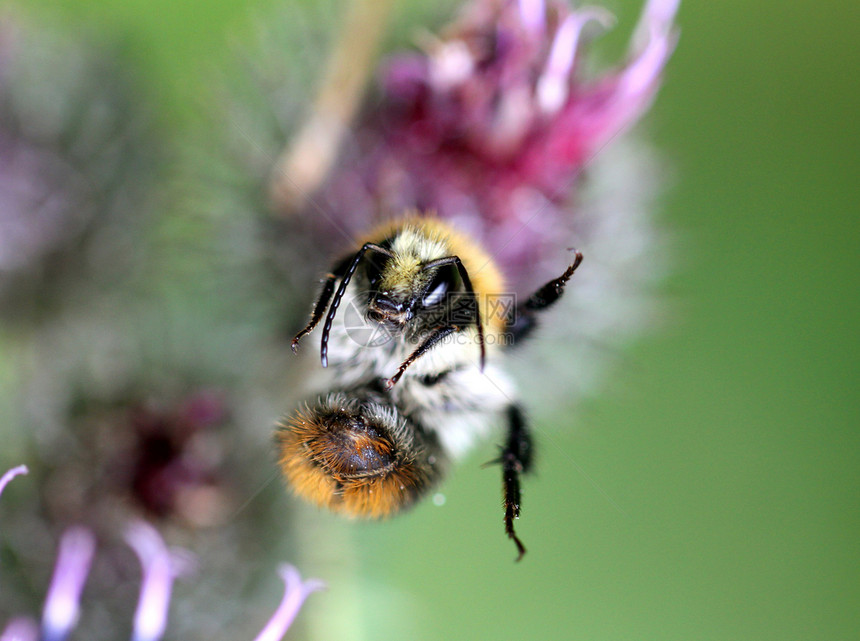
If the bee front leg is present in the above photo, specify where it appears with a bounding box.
[507,251,583,344]
[498,404,533,561]
[292,253,355,353]
[384,325,458,389]
[291,272,339,352]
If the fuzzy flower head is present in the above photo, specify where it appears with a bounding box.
[124,392,231,526]
[2,467,322,641]
[301,0,678,290]
[40,390,235,530]
[0,12,159,321]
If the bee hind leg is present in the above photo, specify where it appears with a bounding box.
[491,404,533,561]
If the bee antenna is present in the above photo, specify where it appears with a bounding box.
[320,243,391,367]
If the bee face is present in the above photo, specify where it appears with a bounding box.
[364,259,459,332]
[365,290,413,327]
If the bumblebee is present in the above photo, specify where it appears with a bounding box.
[277,214,582,560]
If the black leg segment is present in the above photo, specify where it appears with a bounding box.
[384,325,458,389]
[291,272,339,353]
[318,243,392,367]
[500,404,533,561]
[291,253,355,353]
[507,251,583,344]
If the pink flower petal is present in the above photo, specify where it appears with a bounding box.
[125,521,193,641]
[0,464,28,499]
[40,528,95,641]
[633,0,680,50]
[0,617,39,641]
[619,22,677,105]
[569,0,678,155]
[537,8,615,114]
[518,0,546,34]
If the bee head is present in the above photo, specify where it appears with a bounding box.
[312,222,487,370]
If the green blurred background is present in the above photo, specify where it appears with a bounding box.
[14,0,860,639]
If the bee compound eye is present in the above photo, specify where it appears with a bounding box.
[277,400,437,519]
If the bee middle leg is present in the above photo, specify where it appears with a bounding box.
[493,404,533,561]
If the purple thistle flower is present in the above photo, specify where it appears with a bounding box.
[210,0,679,426]
[23,389,234,531]
[252,565,325,641]
[125,392,231,526]
[290,0,678,290]
[6,373,284,639]
[1,505,321,640]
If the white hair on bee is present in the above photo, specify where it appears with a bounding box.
[318,392,361,415]
[388,224,450,263]
[362,399,414,447]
